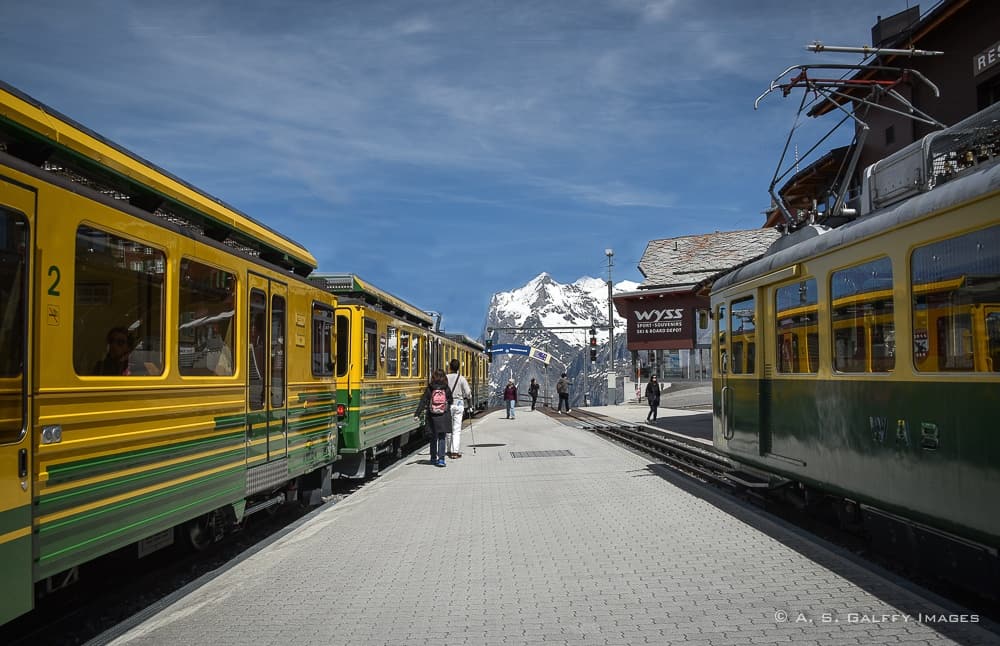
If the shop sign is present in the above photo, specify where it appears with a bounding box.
[974,40,1000,76]
[628,305,690,341]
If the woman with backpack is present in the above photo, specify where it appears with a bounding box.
[415,368,454,467]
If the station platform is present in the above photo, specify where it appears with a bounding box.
[93,407,997,645]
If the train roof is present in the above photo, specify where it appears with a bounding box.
[445,333,486,351]
[714,101,1000,296]
[312,273,435,328]
[712,156,1000,297]
[0,80,316,276]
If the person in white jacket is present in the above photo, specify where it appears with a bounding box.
[446,358,473,458]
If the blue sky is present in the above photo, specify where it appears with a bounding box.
[1,0,917,337]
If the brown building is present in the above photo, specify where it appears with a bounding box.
[613,229,779,383]
[769,0,1000,228]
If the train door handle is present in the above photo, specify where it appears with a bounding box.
[18,448,27,478]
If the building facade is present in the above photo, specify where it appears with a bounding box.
[613,230,779,386]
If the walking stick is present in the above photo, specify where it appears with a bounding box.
[467,411,476,454]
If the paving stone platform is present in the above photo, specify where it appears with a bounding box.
[91,407,999,646]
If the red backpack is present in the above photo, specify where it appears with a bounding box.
[429,385,449,415]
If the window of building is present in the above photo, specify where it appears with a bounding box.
[178,259,235,377]
[911,224,1000,372]
[74,225,164,377]
[775,278,819,373]
[831,257,894,373]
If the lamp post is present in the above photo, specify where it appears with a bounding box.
[605,248,615,404]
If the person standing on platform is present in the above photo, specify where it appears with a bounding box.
[415,368,453,467]
[556,372,570,413]
[446,358,472,458]
[645,375,661,422]
[503,378,518,419]
[528,378,540,410]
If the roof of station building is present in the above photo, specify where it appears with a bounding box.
[638,228,781,289]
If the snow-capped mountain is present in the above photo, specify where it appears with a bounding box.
[482,272,639,407]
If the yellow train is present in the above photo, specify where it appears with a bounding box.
[0,81,342,625]
[312,274,488,478]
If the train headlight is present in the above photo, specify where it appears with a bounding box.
[336,404,346,418]
[41,425,63,444]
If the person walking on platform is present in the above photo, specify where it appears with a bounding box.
[528,378,539,410]
[415,368,453,467]
[503,378,517,419]
[446,358,472,458]
[645,375,661,422]
[556,373,570,413]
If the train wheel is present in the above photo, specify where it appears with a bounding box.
[180,516,214,552]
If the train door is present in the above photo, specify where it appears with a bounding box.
[247,275,288,464]
[0,183,33,623]
[722,292,763,454]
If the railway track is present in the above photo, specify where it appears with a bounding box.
[542,407,739,488]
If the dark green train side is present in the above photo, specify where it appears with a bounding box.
[711,104,1000,591]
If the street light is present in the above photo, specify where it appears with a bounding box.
[605,248,615,404]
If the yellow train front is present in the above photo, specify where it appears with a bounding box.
[0,81,340,625]
[313,274,488,477]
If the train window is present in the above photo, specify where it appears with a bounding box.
[178,259,235,377]
[336,314,350,377]
[729,297,755,374]
[831,257,894,373]
[386,326,398,376]
[249,290,266,410]
[775,279,818,373]
[412,334,421,377]
[0,208,27,444]
[312,305,334,376]
[716,304,727,374]
[74,225,164,377]
[271,294,286,407]
[363,318,377,377]
[911,224,1000,372]
[400,330,411,376]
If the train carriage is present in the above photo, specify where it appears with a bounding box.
[711,103,1000,588]
[313,274,488,477]
[0,82,339,625]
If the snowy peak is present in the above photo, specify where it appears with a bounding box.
[483,273,639,407]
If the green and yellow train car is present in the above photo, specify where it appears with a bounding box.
[0,82,339,625]
[313,274,488,477]
[712,104,1000,589]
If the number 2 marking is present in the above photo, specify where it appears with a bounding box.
[47,265,61,296]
